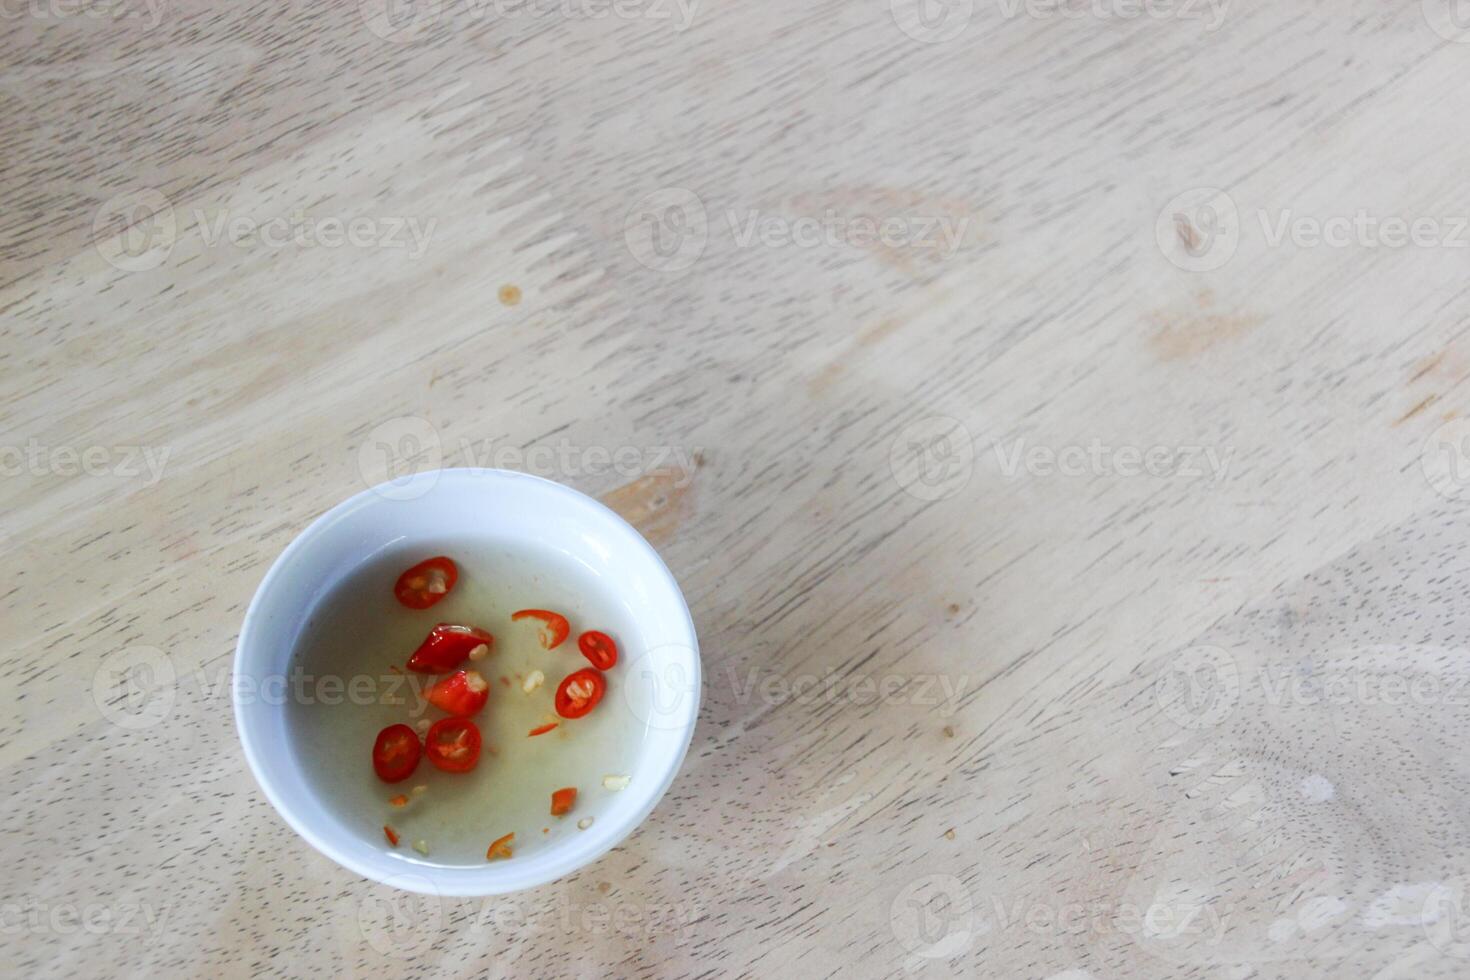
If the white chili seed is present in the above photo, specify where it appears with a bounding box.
[468,643,490,661]
[522,670,545,693]
[412,840,429,855]
[602,775,630,792]
[577,817,594,830]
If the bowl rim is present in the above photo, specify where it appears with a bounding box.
[233,467,701,896]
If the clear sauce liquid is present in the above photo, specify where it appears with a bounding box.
[286,536,643,866]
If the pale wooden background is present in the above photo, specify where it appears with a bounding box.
[6,0,1470,976]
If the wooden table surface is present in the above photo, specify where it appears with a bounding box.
[8,1,1470,977]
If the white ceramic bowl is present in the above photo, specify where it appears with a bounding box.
[234,468,700,896]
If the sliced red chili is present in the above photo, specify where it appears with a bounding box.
[406,623,493,673]
[511,609,570,649]
[577,630,618,670]
[486,832,514,860]
[426,669,490,717]
[527,722,558,737]
[550,787,577,816]
[372,724,422,783]
[394,556,458,609]
[425,717,482,773]
[554,668,606,719]
[384,825,400,846]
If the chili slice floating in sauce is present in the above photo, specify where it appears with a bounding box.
[550,787,577,816]
[424,717,482,773]
[527,722,558,737]
[372,724,422,783]
[406,623,493,673]
[486,832,514,860]
[577,630,617,670]
[510,609,570,650]
[425,669,490,717]
[394,557,458,609]
[554,668,606,719]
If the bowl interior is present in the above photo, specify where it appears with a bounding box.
[235,469,700,895]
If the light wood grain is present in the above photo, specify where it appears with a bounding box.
[6,1,1470,977]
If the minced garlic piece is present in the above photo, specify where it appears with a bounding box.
[522,670,545,692]
[602,775,630,791]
